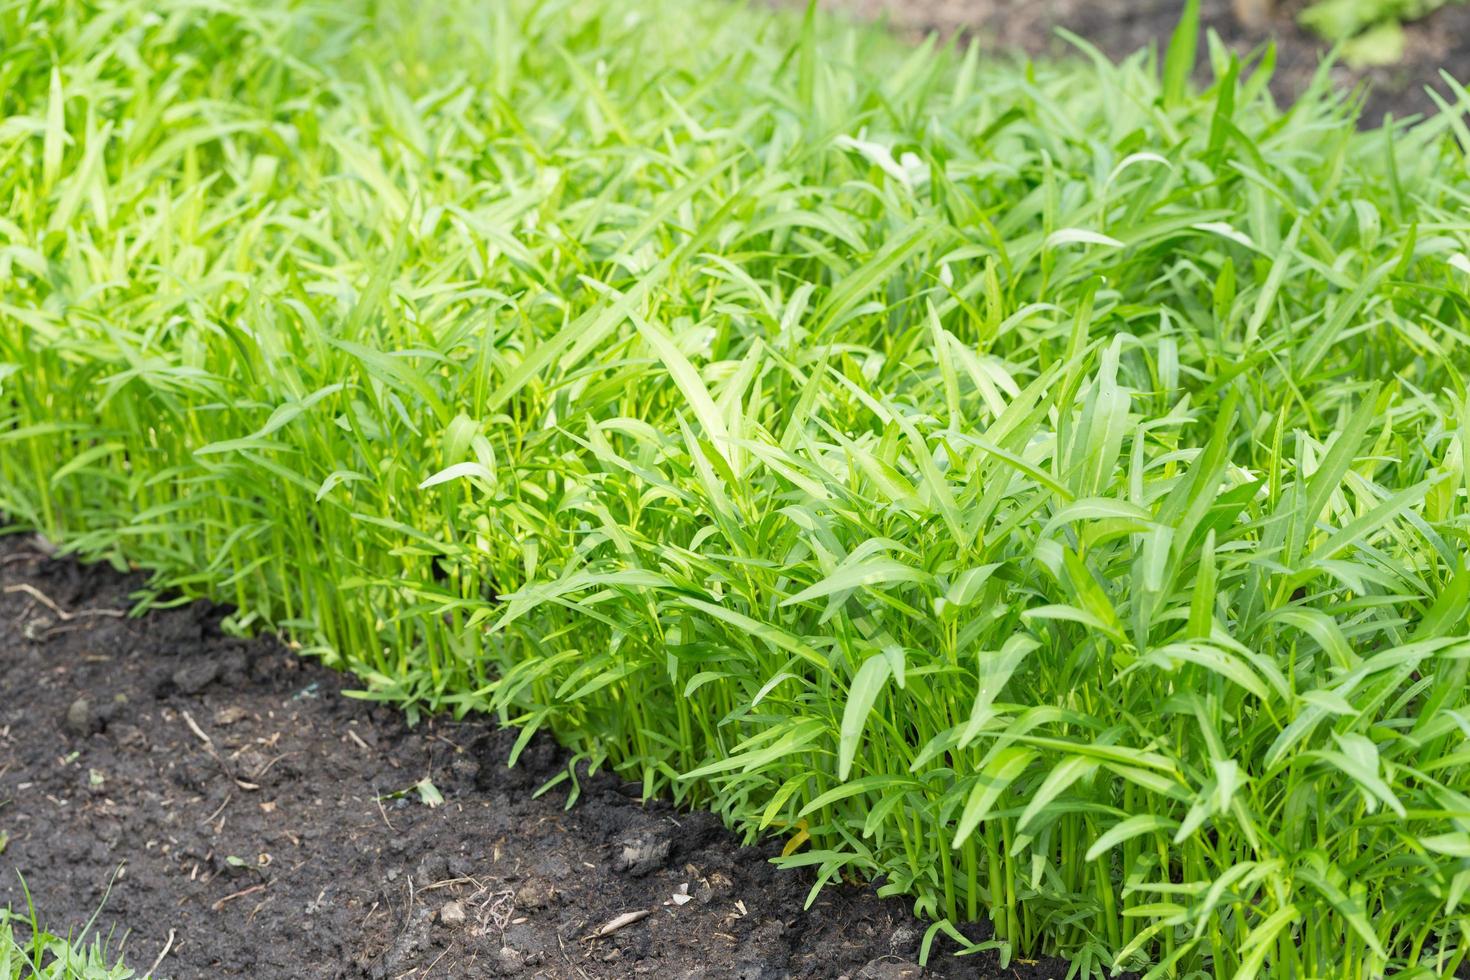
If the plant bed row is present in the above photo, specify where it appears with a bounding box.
[5,0,1470,975]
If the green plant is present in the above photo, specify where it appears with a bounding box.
[0,880,132,979]
[1300,0,1463,64]
[5,0,1470,975]
[0,915,131,980]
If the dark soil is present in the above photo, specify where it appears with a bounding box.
[819,0,1470,126]
[0,535,1069,979]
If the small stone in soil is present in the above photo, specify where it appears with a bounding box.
[439,900,466,926]
[172,661,221,695]
[513,879,553,909]
[497,946,524,973]
[213,705,249,726]
[615,833,670,876]
[886,924,919,955]
[64,696,99,736]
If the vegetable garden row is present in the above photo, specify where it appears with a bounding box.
[6,0,1470,975]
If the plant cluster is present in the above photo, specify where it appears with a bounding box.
[0,894,131,980]
[1299,0,1464,64]
[5,0,1470,975]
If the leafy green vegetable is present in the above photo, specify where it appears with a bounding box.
[1,880,132,979]
[1299,0,1462,64]
[5,0,1470,975]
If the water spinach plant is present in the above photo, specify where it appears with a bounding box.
[1299,0,1465,65]
[0,880,132,980]
[0,912,132,980]
[5,0,1470,974]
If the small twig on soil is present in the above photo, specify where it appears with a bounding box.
[211,883,266,912]
[585,909,650,940]
[2,584,124,620]
[346,728,370,752]
[146,929,175,977]
[181,711,259,792]
[420,944,452,977]
[202,792,233,827]
[473,888,516,934]
[398,877,417,939]
[428,732,464,753]
[374,788,398,832]
[252,753,290,780]
[421,876,480,893]
[556,931,594,980]
[181,711,213,747]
